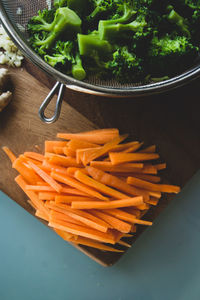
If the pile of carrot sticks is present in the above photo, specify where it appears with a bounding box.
[2,128,180,252]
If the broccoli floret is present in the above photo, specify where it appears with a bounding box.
[87,0,123,22]
[105,46,144,83]
[148,34,199,76]
[167,5,191,37]
[54,0,89,17]
[44,40,86,80]
[28,7,82,55]
[78,32,113,57]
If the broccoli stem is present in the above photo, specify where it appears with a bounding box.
[72,53,86,80]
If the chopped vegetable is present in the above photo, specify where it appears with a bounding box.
[3,128,180,253]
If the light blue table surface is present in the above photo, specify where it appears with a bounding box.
[1,171,200,300]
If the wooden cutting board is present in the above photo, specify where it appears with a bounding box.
[1,59,200,266]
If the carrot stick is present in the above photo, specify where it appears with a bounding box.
[139,145,156,153]
[54,228,75,240]
[51,171,108,201]
[55,195,97,204]
[45,141,68,153]
[128,173,161,183]
[2,146,17,163]
[53,147,65,155]
[127,176,180,193]
[27,199,37,210]
[123,142,144,153]
[90,210,132,233]
[117,240,131,247]
[48,154,82,167]
[48,220,116,244]
[86,166,149,201]
[13,157,41,184]
[63,147,76,157]
[90,161,144,172]
[75,170,129,200]
[15,175,49,217]
[109,152,159,165]
[80,134,128,166]
[146,197,159,206]
[25,185,89,196]
[66,167,88,177]
[50,210,85,226]
[24,152,44,162]
[136,203,150,210]
[38,192,58,201]
[35,210,49,222]
[57,128,120,144]
[67,139,99,150]
[104,208,152,225]
[122,207,141,218]
[42,159,69,174]
[70,236,124,252]
[46,202,111,232]
[154,163,167,170]
[109,141,139,152]
[71,196,144,210]
[27,161,63,193]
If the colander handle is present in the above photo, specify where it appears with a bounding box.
[38,81,65,124]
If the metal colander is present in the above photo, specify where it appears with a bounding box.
[1,0,200,123]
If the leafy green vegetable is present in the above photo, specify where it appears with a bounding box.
[28,0,200,83]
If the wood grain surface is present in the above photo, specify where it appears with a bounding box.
[1,59,200,266]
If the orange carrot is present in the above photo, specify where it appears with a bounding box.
[136,203,150,210]
[48,219,116,244]
[70,236,124,252]
[66,167,88,177]
[86,166,149,201]
[63,147,76,157]
[123,142,144,153]
[109,141,139,152]
[54,228,74,240]
[55,195,96,204]
[67,139,99,150]
[90,161,144,172]
[90,210,132,233]
[27,199,37,210]
[50,210,85,226]
[47,203,109,233]
[45,141,68,153]
[15,175,49,217]
[48,154,82,167]
[27,161,63,193]
[42,159,69,174]
[128,173,161,183]
[53,147,65,155]
[109,152,159,165]
[104,208,152,225]
[122,207,141,218]
[24,152,44,162]
[79,134,128,166]
[13,157,41,184]
[57,128,120,144]
[25,184,89,196]
[139,145,156,153]
[2,146,17,163]
[127,176,180,193]
[71,196,144,210]
[51,171,108,201]
[35,210,49,222]
[38,192,58,201]
[154,163,167,170]
[74,170,129,200]
[146,197,159,206]
[117,239,132,247]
